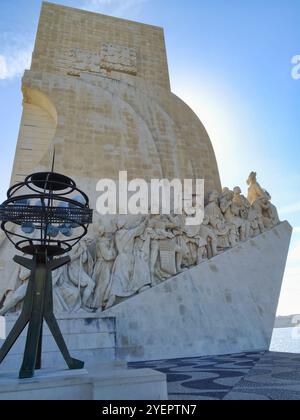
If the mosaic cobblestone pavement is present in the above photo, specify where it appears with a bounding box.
[130,352,300,400]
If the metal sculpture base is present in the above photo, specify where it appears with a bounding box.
[0,253,84,379]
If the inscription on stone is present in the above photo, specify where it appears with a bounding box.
[66,44,138,76]
[100,43,137,75]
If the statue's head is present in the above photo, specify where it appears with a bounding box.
[221,187,233,200]
[208,190,219,203]
[261,197,270,206]
[81,237,92,248]
[247,172,257,186]
[233,186,242,195]
[96,224,106,237]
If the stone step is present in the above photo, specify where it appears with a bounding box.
[4,314,115,335]
[0,315,116,371]
[0,348,116,371]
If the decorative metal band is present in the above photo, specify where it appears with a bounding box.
[0,205,93,225]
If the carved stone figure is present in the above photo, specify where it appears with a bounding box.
[0,266,30,316]
[66,238,95,309]
[205,191,237,249]
[263,191,280,227]
[232,186,251,218]
[52,265,83,314]
[131,227,152,294]
[90,224,117,312]
[0,263,82,315]
[220,189,250,242]
[247,172,280,231]
[105,216,148,308]
[147,215,181,284]
[166,214,188,272]
[200,215,219,259]
[182,217,207,266]
[233,187,264,236]
[252,197,278,230]
[147,216,171,283]
[247,171,268,205]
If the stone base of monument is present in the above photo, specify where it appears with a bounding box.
[0,314,117,370]
[0,366,168,400]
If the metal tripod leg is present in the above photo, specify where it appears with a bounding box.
[0,315,29,365]
[44,313,84,370]
[19,263,46,379]
[35,323,43,370]
[0,265,35,365]
[44,265,84,370]
[0,253,84,378]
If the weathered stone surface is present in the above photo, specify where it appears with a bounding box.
[10,2,221,193]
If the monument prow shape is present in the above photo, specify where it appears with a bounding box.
[104,222,292,361]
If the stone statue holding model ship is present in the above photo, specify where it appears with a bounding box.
[0,3,292,367]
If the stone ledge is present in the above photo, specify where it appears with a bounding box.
[0,367,168,400]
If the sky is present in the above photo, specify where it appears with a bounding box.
[0,0,299,315]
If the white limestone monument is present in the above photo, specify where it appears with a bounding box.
[0,2,292,373]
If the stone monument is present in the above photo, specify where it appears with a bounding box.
[0,2,292,389]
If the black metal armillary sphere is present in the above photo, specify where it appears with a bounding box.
[0,170,93,379]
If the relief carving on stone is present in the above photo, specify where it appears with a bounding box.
[67,48,101,74]
[0,173,281,316]
[65,43,138,76]
[100,43,137,75]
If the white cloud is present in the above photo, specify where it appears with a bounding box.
[279,201,300,215]
[82,0,148,17]
[0,32,33,81]
[0,49,32,80]
[294,227,300,234]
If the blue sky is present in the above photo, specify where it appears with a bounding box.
[0,0,299,315]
